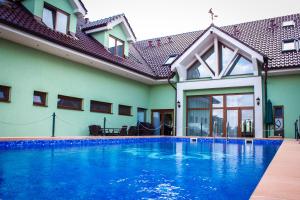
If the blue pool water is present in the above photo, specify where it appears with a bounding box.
[0,140,281,200]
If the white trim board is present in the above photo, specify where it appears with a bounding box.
[176,76,263,138]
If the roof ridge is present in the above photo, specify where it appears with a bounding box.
[136,12,300,43]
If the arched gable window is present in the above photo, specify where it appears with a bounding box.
[187,60,211,79]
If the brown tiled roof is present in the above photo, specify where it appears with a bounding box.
[135,14,300,74]
[0,1,300,80]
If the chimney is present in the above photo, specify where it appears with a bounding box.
[268,19,278,32]
[148,40,153,47]
[156,39,161,47]
[167,37,172,43]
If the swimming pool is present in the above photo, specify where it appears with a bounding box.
[0,138,281,200]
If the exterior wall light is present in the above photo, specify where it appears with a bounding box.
[177,101,181,108]
[256,97,260,106]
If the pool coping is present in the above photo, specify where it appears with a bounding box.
[251,140,300,200]
[0,135,283,141]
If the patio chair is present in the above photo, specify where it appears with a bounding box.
[89,125,102,136]
[119,126,128,136]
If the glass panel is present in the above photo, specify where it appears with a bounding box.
[212,109,223,137]
[108,36,116,55]
[226,94,254,107]
[91,101,111,113]
[188,96,210,109]
[219,43,234,71]
[164,55,177,65]
[153,112,160,135]
[56,11,68,34]
[0,90,4,99]
[116,40,124,57]
[163,113,173,135]
[201,46,216,74]
[212,96,223,108]
[42,7,54,29]
[274,107,283,117]
[119,105,131,115]
[137,109,146,123]
[241,110,254,137]
[187,110,210,136]
[187,61,211,79]
[228,55,253,76]
[282,41,296,51]
[227,110,238,137]
[33,95,42,104]
[58,96,82,110]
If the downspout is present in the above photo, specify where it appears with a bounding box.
[168,72,177,136]
[263,57,269,138]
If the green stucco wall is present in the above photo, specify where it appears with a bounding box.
[183,87,254,136]
[91,24,129,57]
[0,38,152,137]
[149,84,175,110]
[22,0,77,33]
[268,74,300,138]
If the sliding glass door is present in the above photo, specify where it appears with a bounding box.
[187,93,254,137]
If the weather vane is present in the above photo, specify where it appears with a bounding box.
[208,8,218,24]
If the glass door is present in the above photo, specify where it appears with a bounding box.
[226,109,239,137]
[152,112,161,135]
[241,109,254,137]
[151,110,174,135]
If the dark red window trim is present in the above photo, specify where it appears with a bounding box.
[43,2,70,34]
[0,85,10,103]
[118,104,131,116]
[57,95,83,111]
[33,91,47,107]
[90,100,112,114]
[109,35,125,58]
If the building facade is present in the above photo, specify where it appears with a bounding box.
[0,0,299,138]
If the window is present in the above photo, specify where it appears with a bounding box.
[33,91,47,107]
[187,60,211,79]
[42,3,69,34]
[90,100,112,114]
[137,108,147,122]
[227,55,253,76]
[57,95,83,111]
[119,105,131,116]
[109,35,125,57]
[282,40,296,51]
[201,46,216,74]
[219,43,234,71]
[163,55,178,65]
[226,94,254,107]
[282,20,295,27]
[0,85,10,102]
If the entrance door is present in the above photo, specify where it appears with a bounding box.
[151,110,174,135]
[226,108,254,137]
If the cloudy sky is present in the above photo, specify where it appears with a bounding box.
[83,0,300,41]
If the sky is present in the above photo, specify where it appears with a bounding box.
[83,0,300,41]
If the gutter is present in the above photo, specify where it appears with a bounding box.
[167,72,177,136]
[263,56,269,138]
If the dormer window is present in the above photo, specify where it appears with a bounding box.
[282,20,295,27]
[163,55,178,65]
[109,35,125,57]
[282,40,296,51]
[42,3,70,34]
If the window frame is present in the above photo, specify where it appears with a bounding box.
[163,55,178,66]
[0,85,10,103]
[108,35,125,58]
[57,95,83,111]
[43,3,70,34]
[90,100,112,114]
[282,39,297,52]
[33,91,47,107]
[118,104,132,116]
[137,107,147,122]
